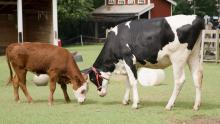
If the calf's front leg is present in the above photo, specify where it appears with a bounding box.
[60,83,71,103]
[48,71,57,106]
[123,58,139,109]
[122,76,131,105]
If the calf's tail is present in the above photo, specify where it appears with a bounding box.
[6,49,13,85]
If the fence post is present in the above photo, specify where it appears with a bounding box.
[17,0,24,44]
[80,34,84,46]
[217,30,220,63]
[200,30,205,64]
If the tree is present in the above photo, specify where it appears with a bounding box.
[173,0,192,15]
[58,0,104,41]
[93,0,104,8]
[58,0,93,21]
[195,0,218,16]
[58,0,94,40]
[173,0,218,16]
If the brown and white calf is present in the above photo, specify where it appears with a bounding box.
[6,42,88,105]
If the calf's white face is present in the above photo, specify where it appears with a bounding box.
[74,82,88,103]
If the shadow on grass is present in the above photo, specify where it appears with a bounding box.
[139,100,220,110]
[101,101,122,105]
[33,99,65,104]
[32,98,98,105]
[16,98,220,110]
[199,102,220,110]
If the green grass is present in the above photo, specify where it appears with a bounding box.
[1,44,220,124]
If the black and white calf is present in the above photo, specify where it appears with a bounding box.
[87,15,204,110]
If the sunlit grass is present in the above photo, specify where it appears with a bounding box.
[0,44,220,124]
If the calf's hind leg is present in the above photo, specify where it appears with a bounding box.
[165,62,186,110]
[12,75,20,103]
[14,68,32,103]
[188,55,203,111]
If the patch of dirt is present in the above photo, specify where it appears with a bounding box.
[170,115,220,124]
[186,115,220,124]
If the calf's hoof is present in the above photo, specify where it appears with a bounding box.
[48,102,53,106]
[165,105,173,111]
[78,102,84,105]
[193,102,201,111]
[28,98,33,104]
[132,103,138,109]
[28,101,33,104]
[122,99,130,105]
[16,100,21,104]
[65,99,71,103]
[193,105,200,111]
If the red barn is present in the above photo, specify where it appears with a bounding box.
[92,0,177,38]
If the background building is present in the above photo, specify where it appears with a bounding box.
[92,0,177,38]
[0,0,58,54]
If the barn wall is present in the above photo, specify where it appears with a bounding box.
[0,14,17,54]
[150,0,171,18]
[0,0,53,55]
[23,12,52,43]
[23,1,53,43]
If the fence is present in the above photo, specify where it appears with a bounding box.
[62,35,106,46]
[201,30,220,63]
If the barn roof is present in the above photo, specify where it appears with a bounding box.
[92,4,154,22]
[166,0,177,6]
[92,4,154,16]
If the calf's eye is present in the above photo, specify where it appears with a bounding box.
[81,89,86,94]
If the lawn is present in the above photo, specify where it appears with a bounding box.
[0,44,220,124]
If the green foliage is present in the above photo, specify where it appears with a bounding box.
[173,0,218,16]
[195,0,218,16]
[58,0,102,40]
[58,0,94,21]
[173,0,192,15]
[93,0,104,8]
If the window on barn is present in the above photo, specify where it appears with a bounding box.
[138,0,145,4]
[118,0,125,4]
[108,0,116,4]
[128,0,135,4]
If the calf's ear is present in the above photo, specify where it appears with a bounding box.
[81,67,92,74]
[72,52,78,56]
[82,73,88,81]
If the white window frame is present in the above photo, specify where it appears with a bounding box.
[138,0,145,4]
[118,0,125,4]
[128,0,135,4]
[108,0,115,4]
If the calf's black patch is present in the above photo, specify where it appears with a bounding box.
[177,16,205,50]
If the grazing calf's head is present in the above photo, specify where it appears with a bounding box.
[72,73,88,104]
